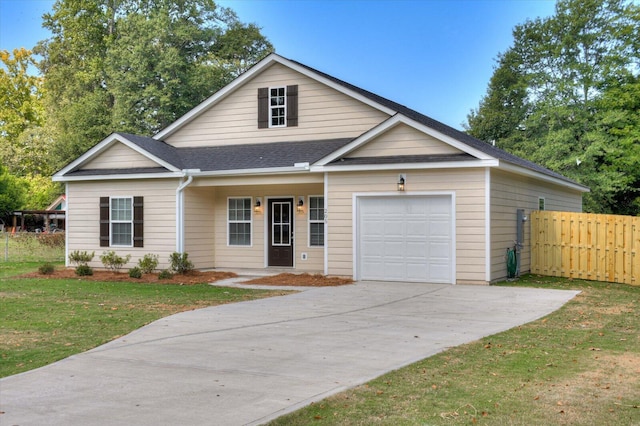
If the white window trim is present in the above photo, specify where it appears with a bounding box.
[227,197,253,247]
[538,197,546,211]
[308,195,325,248]
[110,196,134,248]
[269,86,286,128]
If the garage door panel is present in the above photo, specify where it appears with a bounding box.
[358,196,453,283]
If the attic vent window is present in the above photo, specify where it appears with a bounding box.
[258,85,298,129]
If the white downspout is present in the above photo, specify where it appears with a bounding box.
[324,172,329,275]
[176,169,199,253]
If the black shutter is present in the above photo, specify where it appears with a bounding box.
[133,196,144,248]
[286,85,298,127]
[257,87,269,128]
[99,197,110,247]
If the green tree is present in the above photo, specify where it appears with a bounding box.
[466,0,640,214]
[36,0,273,168]
[0,49,46,173]
[0,165,23,217]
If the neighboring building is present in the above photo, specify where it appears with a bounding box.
[53,54,588,284]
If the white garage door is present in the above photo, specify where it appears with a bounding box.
[357,195,453,283]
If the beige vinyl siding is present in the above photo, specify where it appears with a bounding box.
[184,187,216,268]
[349,124,462,157]
[212,183,324,272]
[327,169,487,284]
[66,179,178,270]
[490,169,583,282]
[81,142,159,169]
[165,63,389,147]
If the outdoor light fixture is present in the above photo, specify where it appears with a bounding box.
[297,197,304,213]
[397,176,405,192]
[254,198,262,213]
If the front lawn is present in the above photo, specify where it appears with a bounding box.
[268,275,640,425]
[0,262,288,378]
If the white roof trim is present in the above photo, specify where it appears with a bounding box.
[53,171,184,182]
[314,114,495,166]
[53,133,181,179]
[153,53,396,140]
[312,159,498,173]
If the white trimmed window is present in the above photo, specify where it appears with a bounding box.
[228,198,252,246]
[538,197,546,211]
[110,197,133,247]
[270,87,286,127]
[308,196,325,247]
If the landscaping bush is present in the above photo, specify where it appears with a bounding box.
[75,264,93,276]
[138,253,159,274]
[38,262,55,275]
[158,269,173,279]
[128,266,143,279]
[169,252,194,274]
[100,251,131,273]
[68,250,94,266]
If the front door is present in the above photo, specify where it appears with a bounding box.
[268,198,294,267]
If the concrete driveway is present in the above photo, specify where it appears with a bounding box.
[0,280,578,426]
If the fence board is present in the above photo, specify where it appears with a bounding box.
[531,211,640,286]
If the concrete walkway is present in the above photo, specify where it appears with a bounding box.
[0,281,578,426]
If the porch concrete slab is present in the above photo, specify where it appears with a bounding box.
[0,281,578,426]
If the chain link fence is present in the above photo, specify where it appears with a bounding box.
[1,232,65,263]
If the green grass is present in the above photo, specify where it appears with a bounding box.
[0,232,65,263]
[0,263,287,378]
[268,275,640,426]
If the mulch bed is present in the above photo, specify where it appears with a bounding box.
[242,273,353,287]
[21,270,353,287]
[20,269,236,285]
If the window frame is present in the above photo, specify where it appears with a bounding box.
[227,197,253,247]
[110,196,134,247]
[269,86,287,128]
[308,195,325,248]
[538,197,546,211]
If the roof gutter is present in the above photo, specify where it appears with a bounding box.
[176,169,200,253]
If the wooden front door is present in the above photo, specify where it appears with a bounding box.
[268,198,294,267]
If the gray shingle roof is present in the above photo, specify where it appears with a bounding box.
[107,134,353,172]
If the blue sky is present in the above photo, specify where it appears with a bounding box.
[0,0,557,129]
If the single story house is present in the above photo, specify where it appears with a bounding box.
[53,54,588,284]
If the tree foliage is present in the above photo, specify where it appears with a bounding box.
[36,0,273,168]
[466,0,640,214]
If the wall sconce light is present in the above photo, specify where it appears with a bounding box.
[297,197,304,213]
[254,198,262,213]
[397,175,405,192]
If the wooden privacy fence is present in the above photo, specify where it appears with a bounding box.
[531,211,640,286]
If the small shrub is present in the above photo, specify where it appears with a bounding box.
[169,252,194,275]
[38,262,55,275]
[69,250,95,266]
[138,253,159,274]
[100,250,131,273]
[75,264,93,276]
[158,269,173,279]
[128,267,143,279]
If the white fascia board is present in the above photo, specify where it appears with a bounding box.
[315,114,495,166]
[53,171,184,182]
[499,162,590,193]
[311,159,498,173]
[153,53,396,141]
